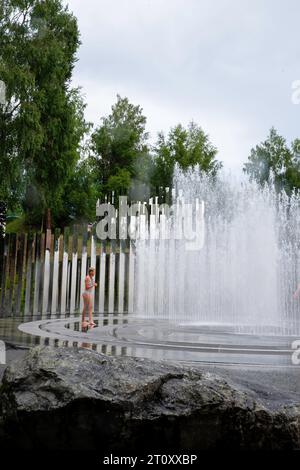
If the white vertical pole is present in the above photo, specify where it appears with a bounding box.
[42,230,51,314]
[33,254,40,314]
[118,239,125,313]
[128,239,135,313]
[70,250,77,314]
[99,241,106,313]
[176,195,185,321]
[157,214,166,317]
[168,237,175,320]
[51,235,60,313]
[147,214,156,317]
[60,251,68,314]
[80,256,87,311]
[24,240,33,315]
[108,239,116,312]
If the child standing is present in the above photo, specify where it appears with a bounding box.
[82,267,97,327]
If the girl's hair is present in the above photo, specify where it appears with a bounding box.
[89,267,95,274]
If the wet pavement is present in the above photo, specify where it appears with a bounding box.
[0,313,298,365]
[1,313,300,405]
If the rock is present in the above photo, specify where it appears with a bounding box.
[0,346,299,450]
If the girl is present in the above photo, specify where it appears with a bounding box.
[82,267,97,327]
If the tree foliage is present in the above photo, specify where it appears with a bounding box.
[151,122,222,192]
[1,1,225,229]
[0,0,88,227]
[90,95,149,198]
[243,127,300,193]
[57,158,98,226]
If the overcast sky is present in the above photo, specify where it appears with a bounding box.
[67,0,300,173]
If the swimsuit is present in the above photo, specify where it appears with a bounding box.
[83,276,95,297]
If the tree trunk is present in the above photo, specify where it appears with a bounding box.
[0,201,7,238]
[46,208,51,230]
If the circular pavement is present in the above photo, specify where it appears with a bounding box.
[16,313,299,367]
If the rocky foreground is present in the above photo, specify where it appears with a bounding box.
[0,346,299,450]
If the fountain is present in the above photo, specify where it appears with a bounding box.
[134,166,300,337]
[15,166,300,365]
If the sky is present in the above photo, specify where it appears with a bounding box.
[67,0,300,173]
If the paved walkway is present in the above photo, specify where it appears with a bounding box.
[1,314,300,408]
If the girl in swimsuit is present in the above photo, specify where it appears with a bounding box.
[82,267,97,327]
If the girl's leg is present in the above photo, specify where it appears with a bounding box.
[88,296,95,325]
[82,294,89,326]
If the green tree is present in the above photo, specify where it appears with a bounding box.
[150,131,174,191]
[243,127,300,193]
[0,0,88,229]
[151,122,221,192]
[57,158,98,226]
[90,95,150,198]
[106,168,131,194]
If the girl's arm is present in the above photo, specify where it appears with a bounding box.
[85,276,92,290]
[85,276,97,289]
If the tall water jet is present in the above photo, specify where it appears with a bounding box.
[134,167,300,336]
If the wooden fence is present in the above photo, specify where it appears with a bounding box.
[0,226,135,317]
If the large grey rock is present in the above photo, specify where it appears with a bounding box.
[0,346,299,450]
